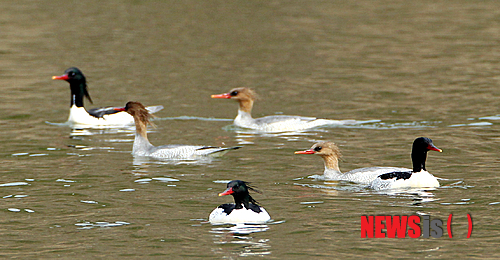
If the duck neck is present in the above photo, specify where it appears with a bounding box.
[132,120,153,154]
[238,99,253,114]
[411,150,427,172]
[234,100,255,126]
[69,81,91,108]
[321,155,341,173]
[233,193,255,210]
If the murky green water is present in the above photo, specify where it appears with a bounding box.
[1,1,500,258]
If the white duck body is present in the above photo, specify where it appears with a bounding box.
[296,138,442,190]
[67,104,163,127]
[234,110,347,132]
[53,67,163,128]
[369,169,440,190]
[119,101,240,159]
[212,87,353,133]
[132,133,239,159]
[209,180,271,225]
[323,166,411,184]
[209,205,271,225]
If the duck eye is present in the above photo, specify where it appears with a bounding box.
[68,71,76,77]
[314,146,322,152]
[230,91,238,96]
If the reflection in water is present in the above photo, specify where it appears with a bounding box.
[295,179,441,205]
[233,128,321,145]
[156,116,233,122]
[294,181,365,196]
[132,155,218,167]
[342,120,441,129]
[46,120,136,130]
[479,115,500,120]
[370,189,438,206]
[68,126,136,137]
[134,177,179,186]
[209,224,273,257]
[227,120,442,145]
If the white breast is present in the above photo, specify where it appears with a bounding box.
[369,170,440,190]
[209,206,271,225]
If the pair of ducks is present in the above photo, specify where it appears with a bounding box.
[53,67,443,225]
[210,137,442,224]
[53,67,352,131]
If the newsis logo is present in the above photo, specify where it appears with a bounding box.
[361,214,473,238]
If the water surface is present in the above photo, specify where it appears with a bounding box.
[1,1,500,258]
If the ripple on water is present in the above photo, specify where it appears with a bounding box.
[75,221,130,229]
[11,153,49,157]
[210,223,271,235]
[448,122,493,127]
[29,153,49,157]
[294,181,367,193]
[134,177,179,185]
[342,120,441,129]
[80,200,99,204]
[156,116,233,122]
[478,115,500,120]
[213,180,232,184]
[208,223,276,257]
[3,194,28,198]
[6,208,35,213]
[152,177,180,182]
[119,188,135,192]
[132,156,218,166]
[67,145,115,151]
[0,182,29,187]
[12,153,29,156]
[56,179,75,183]
[228,120,439,145]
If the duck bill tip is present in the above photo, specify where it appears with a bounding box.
[218,188,233,196]
[294,150,315,154]
[211,93,231,99]
[428,144,442,152]
[52,75,69,80]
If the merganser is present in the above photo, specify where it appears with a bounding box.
[209,180,271,224]
[115,101,240,159]
[52,67,163,127]
[211,87,355,132]
[294,137,442,190]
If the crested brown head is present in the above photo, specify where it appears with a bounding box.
[227,87,258,101]
[124,101,155,127]
[295,141,342,171]
[297,142,341,158]
[211,87,258,113]
[313,142,341,158]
